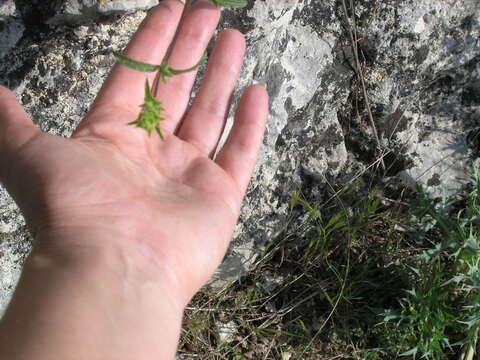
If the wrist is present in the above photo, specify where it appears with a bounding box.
[33,226,190,309]
[1,230,186,360]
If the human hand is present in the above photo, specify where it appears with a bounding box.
[0,0,268,311]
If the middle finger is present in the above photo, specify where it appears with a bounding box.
[155,0,220,135]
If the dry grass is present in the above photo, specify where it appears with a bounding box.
[178,170,480,359]
[178,184,414,359]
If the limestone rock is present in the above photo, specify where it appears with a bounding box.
[46,0,159,25]
[210,0,480,286]
[0,0,25,59]
[361,0,480,195]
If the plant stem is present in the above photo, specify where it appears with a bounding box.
[153,0,195,97]
[465,344,474,360]
[341,0,385,173]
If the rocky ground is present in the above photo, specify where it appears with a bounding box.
[0,0,479,313]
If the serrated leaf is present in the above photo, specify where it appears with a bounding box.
[208,0,247,8]
[129,80,165,138]
[114,52,161,73]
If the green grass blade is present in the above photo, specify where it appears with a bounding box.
[400,347,418,358]
[466,344,475,360]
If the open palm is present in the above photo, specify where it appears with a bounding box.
[0,0,268,305]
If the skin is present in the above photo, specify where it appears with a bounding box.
[0,1,269,359]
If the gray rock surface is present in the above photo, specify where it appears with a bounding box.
[0,0,479,309]
[365,0,480,194]
[212,0,480,285]
[0,0,25,59]
[47,0,158,24]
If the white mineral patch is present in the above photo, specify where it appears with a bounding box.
[97,0,158,13]
[0,0,16,16]
[0,222,12,234]
[397,113,470,194]
[414,16,426,33]
[47,0,158,24]
[216,321,238,343]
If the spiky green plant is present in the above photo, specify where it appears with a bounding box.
[380,169,480,359]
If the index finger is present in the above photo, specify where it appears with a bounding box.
[84,0,184,118]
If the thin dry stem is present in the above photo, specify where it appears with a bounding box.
[342,0,386,172]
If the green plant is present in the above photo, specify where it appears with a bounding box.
[180,173,480,359]
[380,169,480,359]
[113,0,247,138]
[176,185,401,359]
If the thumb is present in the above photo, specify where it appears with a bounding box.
[0,86,39,182]
[0,85,38,155]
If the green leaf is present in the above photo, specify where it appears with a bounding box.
[113,52,161,73]
[379,309,402,322]
[459,315,480,329]
[400,347,418,358]
[159,55,207,83]
[208,0,247,8]
[129,80,165,138]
